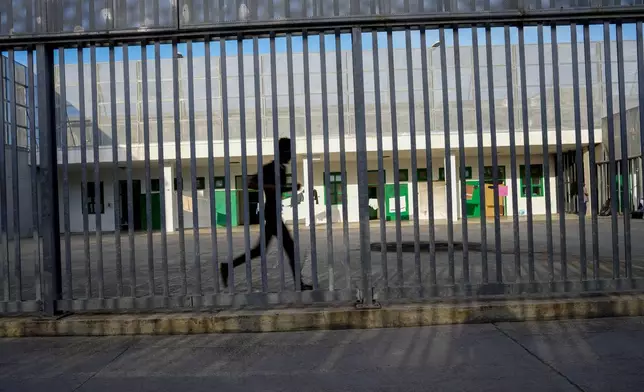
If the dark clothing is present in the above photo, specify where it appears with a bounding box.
[261,161,288,188]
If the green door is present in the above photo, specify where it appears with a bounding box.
[465,180,482,218]
[616,174,632,213]
[140,193,162,231]
[214,190,239,227]
[384,184,409,221]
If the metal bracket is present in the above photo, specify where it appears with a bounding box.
[354,287,382,309]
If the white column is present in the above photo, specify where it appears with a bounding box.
[164,164,175,232]
[445,154,459,221]
[303,157,311,227]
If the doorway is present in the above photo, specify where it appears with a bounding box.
[119,179,142,231]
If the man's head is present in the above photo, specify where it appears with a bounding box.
[278,137,292,164]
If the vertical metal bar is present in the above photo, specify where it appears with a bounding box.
[454,28,470,284]
[603,22,620,278]
[187,40,202,297]
[253,36,268,291]
[404,28,422,288]
[239,36,253,291]
[139,0,146,26]
[485,27,503,283]
[78,47,92,297]
[221,38,235,293]
[154,0,160,25]
[90,45,104,298]
[205,36,220,294]
[537,24,554,281]
[154,41,169,296]
[352,27,373,305]
[335,31,351,290]
[439,27,455,280]
[303,32,319,290]
[286,34,302,290]
[504,26,521,282]
[172,41,187,295]
[551,26,567,281]
[88,0,95,30]
[141,42,155,296]
[472,27,488,283]
[27,49,42,301]
[638,22,644,279]
[8,50,22,300]
[373,31,389,289]
[320,32,335,291]
[109,45,123,297]
[0,49,6,302]
[420,27,437,286]
[387,28,405,287]
[519,25,535,281]
[583,24,600,279]
[268,34,285,290]
[616,23,632,277]
[37,44,62,315]
[57,48,72,299]
[123,44,137,296]
[571,24,587,281]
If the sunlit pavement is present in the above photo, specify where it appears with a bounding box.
[1,317,644,391]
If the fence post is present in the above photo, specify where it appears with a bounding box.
[37,44,62,315]
[351,27,376,307]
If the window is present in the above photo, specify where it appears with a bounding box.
[461,166,473,180]
[483,166,507,185]
[214,176,226,189]
[196,177,206,190]
[325,172,344,205]
[417,168,428,182]
[520,165,544,197]
[86,182,104,214]
[150,179,160,193]
[174,177,181,191]
[399,169,409,182]
[438,167,471,180]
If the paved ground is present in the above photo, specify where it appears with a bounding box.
[1,317,644,391]
[2,216,644,301]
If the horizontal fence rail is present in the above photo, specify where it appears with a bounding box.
[2,16,644,314]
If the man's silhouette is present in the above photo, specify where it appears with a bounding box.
[221,137,313,291]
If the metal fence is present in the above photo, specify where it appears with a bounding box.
[2,2,644,315]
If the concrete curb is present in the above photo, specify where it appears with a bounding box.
[1,295,644,337]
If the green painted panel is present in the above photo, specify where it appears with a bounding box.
[384,183,410,221]
[214,190,239,227]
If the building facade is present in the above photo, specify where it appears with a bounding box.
[51,31,636,233]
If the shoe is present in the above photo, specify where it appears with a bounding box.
[300,282,313,291]
[220,263,229,288]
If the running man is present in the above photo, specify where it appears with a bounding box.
[221,137,313,291]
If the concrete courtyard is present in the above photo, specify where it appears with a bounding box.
[1,215,643,303]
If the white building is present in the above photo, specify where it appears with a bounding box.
[51,35,637,233]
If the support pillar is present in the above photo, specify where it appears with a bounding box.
[445,154,459,221]
[164,165,175,232]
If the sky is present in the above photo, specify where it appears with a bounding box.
[3,23,638,67]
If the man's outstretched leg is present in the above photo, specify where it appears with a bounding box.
[221,230,274,288]
[280,221,313,291]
